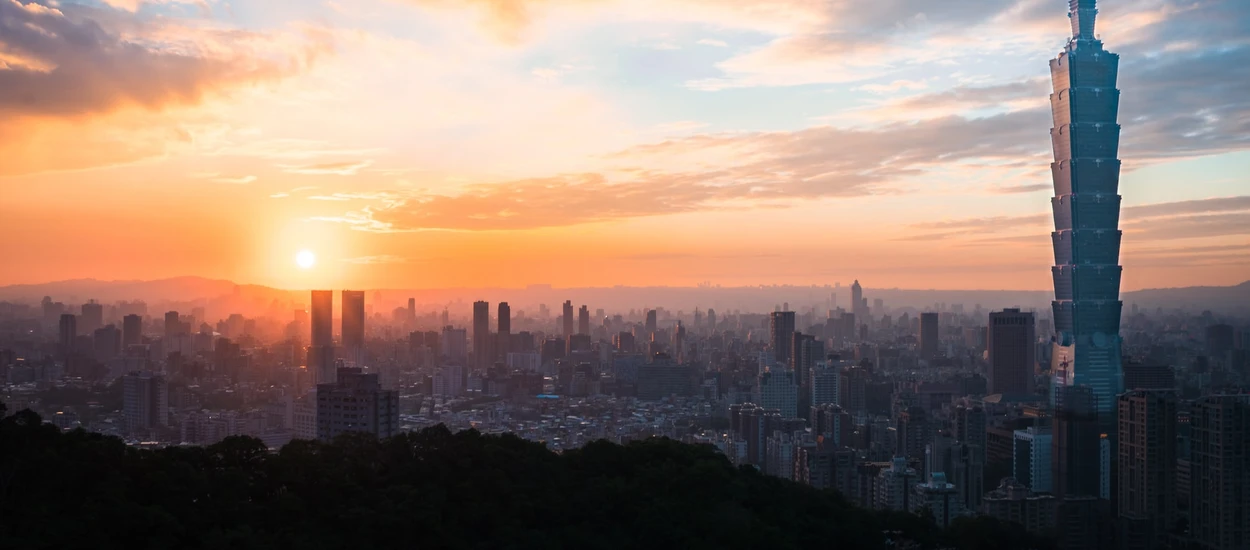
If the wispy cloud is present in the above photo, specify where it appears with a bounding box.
[696,39,728,48]
[341,254,410,264]
[280,160,374,176]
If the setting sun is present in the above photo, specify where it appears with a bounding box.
[295,250,316,270]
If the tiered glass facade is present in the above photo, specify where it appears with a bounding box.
[1048,0,1123,418]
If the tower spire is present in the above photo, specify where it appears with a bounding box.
[1069,0,1098,40]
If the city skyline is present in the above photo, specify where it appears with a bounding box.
[1,0,1247,291]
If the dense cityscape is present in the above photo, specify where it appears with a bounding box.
[3,0,1249,549]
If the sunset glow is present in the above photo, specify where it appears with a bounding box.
[0,0,1247,290]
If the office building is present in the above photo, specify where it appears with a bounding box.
[1117,390,1176,549]
[920,312,939,361]
[472,300,490,369]
[122,314,142,348]
[1189,395,1250,550]
[578,305,590,336]
[497,302,511,360]
[561,300,574,340]
[441,326,468,365]
[1048,0,1125,421]
[897,406,933,469]
[988,308,1036,396]
[1052,385,1101,499]
[58,313,76,354]
[341,290,366,360]
[645,309,657,336]
[80,300,103,334]
[769,310,796,365]
[637,354,692,400]
[93,324,122,362]
[310,290,335,383]
[164,310,182,340]
[810,365,839,409]
[1013,426,1053,493]
[122,371,168,436]
[851,280,867,324]
[756,368,798,418]
[316,367,399,440]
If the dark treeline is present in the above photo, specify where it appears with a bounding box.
[0,402,1050,550]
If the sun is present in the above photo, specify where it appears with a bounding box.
[295,250,316,269]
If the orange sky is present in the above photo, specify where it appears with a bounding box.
[1,0,1247,291]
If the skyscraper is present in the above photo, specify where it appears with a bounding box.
[497,302,511,360]
[850,280,864,321]
[122,371,168,436]
[341,290,365,361]
[1189,395,1250,550]
[164,311,181,341]
[1052,385,1101,499]
[645,309,657,336]
[310,290,334,384]
[122,314,143,348]
[80,300,103,334]
[919,312,939,361]
[988,309,1036,396]
[562,300,574,340]
[1048,0,1124,420]
[1116,390,1176,548]
[578,305,590,336]
[769,310,796,365]
[472,300,490,369]
[58,313,76,355]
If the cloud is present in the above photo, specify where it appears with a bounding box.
[696,39,728,47]
[0,0,324,118]
[312,109,1054,232]
[0,0,332,175]
[990,183,1050,194]
[341,254,410,264]
[280,160,374,175]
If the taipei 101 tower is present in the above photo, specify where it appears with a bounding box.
[1048,0,1124,419]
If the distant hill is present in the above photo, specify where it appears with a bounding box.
[0,277,1246,316]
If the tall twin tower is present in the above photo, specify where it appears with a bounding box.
[1048,0,1124,417]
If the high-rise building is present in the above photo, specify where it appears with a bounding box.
[919,312,939,361]
[769,310,796,365]
[310,290,335,384]
[1188,395,1250,550]
[164,311,182,341]
[497,302,511,360]
[578,305,590,336]
[981,478,1057,538]
[897,406,933,470]
[562,301,574,340]
[316,367,399,440]
[1052,385,1101,499]
[58,313,76,354]
[122,371,168,436]
[810,364,839,409]
[122,314,143,348]
[756,368,798,418]
[341,290,366,361]
[407,297,416,322]
[472,300,490,369]
[1013,426,1053,493]
[912,472,964,527]
[1116,390,1176,548]
[706,308,717,331]
[645,309,657,336]
[93,324,121,362]
[851,280,866,323]
[875,456,918,511]
[1048,0,1124,421]
[80,300,103,334]
[988,308,1036,396]
[1122,362,1175,391]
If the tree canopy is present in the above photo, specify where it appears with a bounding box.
[0,405,1050,550]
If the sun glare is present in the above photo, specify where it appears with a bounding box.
[295,250,316,269]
